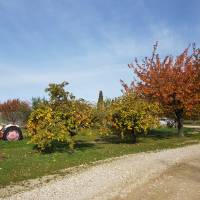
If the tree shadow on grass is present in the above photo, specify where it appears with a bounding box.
[99,128,200,144]
[147,127,199,140]
[37,140,97,154]
[99,129,182,144]
[147,128,178,140]
[74,140,97,151]
[96,135,137,144]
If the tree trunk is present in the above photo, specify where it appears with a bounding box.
[177,118,184,137]
[175,109,184,137]
[130,129,137,143]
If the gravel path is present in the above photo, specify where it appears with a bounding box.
[184,125,200,129]
[116,156,200,200]
[2,144,200,200]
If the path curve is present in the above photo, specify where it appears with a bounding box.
[2,144,200,200]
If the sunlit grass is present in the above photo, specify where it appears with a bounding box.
[0,127,199,187]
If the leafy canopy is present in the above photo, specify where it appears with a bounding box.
[27,82,92,151]
[0,99,31,125]
[110,93,160,139]
[122,42,200,135]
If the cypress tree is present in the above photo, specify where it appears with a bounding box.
[97,90,104,109]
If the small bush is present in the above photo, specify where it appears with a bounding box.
[27,82,93,151]
[27,105,76,150]
[110,93,160,141]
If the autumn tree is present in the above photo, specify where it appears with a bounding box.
[122,42,200,136]
[110,93,160,142]
[0,99,31,125]
[27,81,93,151]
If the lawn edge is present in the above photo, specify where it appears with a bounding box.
[0,141,200,198]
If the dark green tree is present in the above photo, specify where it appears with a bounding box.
[97,90,104,110]
[31,97,48,110]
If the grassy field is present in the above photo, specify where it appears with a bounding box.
[0,127,200,187]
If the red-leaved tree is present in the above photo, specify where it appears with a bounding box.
[0,99,31,125]
[122,42,200,136]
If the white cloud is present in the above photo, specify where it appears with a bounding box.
[0,0,199,102]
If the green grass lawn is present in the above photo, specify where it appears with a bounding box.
[0,127,200,187]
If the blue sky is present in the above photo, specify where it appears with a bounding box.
[0,0,199,103]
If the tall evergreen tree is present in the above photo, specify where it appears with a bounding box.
[97,90,104,109]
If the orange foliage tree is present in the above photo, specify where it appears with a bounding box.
[0,99,31,125]
[122,42,200,136]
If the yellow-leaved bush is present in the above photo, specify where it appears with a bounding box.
[110,93,160,141]
[27,105,74,150]
[27,82,93,151]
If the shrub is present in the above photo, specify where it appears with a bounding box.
[27,82,93,151]
[110,93,160,142]
[27,105,75,150]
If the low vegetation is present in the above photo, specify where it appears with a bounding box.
[0,127,200,187]
[110,93,160,142]
[27,82,161,152]
[27,82,93,151]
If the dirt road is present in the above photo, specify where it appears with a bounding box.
[1,144,200,200]
[115,156,200,200]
